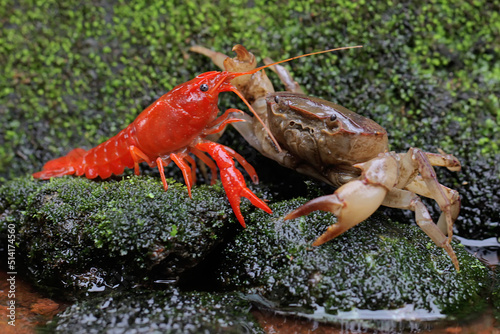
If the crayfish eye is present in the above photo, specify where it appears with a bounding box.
[200,84,209,92]
[330,114,337,122]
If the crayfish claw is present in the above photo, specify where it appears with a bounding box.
[195,141,272,228]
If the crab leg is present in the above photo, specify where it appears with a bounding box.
[382,188,459,271]
[424,151,461,172]
[286,149,461,271]
[397,148,460,244]
[263,58,305,94]
[405,177,461,237]
[189,45,228,70]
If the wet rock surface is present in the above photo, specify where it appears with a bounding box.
[494,270,500,322]
[48,287,264,334]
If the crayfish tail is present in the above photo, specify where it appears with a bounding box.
[32,166,76,179]
[33,148,87,179]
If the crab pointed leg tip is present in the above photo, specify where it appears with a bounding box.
[311,239,325,247]
[353,162,367,170]
[283,210,300,221]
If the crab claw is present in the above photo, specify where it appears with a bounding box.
[285,155,398,246]
[285,180,388,245]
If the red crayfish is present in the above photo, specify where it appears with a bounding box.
[33,46,360,227]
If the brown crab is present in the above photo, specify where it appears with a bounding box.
[191,45,462,271]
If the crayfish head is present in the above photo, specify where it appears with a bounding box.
[168,71,231,112]
[185,71,241,101]
[175,70,282,152]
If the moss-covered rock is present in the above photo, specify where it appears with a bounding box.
[0,176,249,297]
[214,200,490,322]
[47,288,263,334]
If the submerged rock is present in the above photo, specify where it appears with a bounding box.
[214,199,490,324]
[47,288,264,334]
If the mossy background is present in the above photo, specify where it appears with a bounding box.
[1,0,499,240]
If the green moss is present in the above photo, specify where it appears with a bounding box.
[1,1,498,176]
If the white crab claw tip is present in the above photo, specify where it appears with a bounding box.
[353,162,368,171]
[284,195,343,220]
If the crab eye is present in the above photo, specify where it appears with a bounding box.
[200,84,209,92]
[275,95,290,108]
[330,114,337,122]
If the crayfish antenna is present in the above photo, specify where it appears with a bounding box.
[230,87,282,153]
[249,45,363,74]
